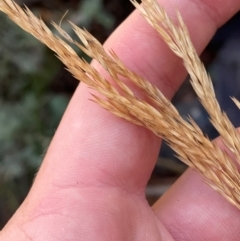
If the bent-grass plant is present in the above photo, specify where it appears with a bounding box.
[1,0,240,209]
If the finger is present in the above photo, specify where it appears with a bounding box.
[9,0,239,220]
[153,170,240,240]
[153,135,240,240]
[30,0,240,194]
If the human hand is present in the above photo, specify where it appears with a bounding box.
[1,0,240,240]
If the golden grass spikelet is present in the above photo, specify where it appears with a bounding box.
[1,0,240,209]
[132,0,240,164]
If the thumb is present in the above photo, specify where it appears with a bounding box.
[153,133,240,240]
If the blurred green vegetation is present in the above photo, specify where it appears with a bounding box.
[0,10,69,228]
[0,0,133,228]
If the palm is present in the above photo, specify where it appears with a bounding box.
[14,184,165,240]
[57,188,162,240]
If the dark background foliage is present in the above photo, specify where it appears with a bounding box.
[0,0,239,228]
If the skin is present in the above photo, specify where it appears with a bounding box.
[1,0,240,240]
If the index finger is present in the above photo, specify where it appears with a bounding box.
[24,0,240,199]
